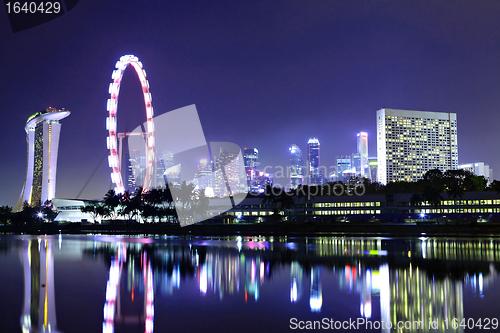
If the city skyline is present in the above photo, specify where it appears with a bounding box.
[2,1,500,206]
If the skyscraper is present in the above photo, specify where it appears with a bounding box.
[357,132,368,177]
[308,138,322,186]
[15,107,70,211]
[289,144,303,189]
[336,156,352,182]
[243,148,259,169]
[377,108,458,185]
[194,158,213,194]
[368,157,377,182]
[213,147,246,198]
[243,148,259,192]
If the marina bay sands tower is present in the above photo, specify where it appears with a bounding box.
[14,107,70,211]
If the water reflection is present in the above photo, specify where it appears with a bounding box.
[20,239,59,333]
[102,243,154,333]
[11,235,500,332]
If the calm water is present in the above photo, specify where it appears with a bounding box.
[0,234,499,333]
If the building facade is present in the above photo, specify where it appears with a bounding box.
[458,162,493,185]
[289,144,303,189]
[357,132,369,178]
[336,156,352,182]
[243,148,259,192]
[377,108,458,185]
[15,108,70,211]
[212,147,247,197]
[368,157,377,182]
[308,138,322,186]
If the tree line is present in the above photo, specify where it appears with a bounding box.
[80,182,209,224]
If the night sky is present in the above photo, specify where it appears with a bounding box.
[1,0,500,207]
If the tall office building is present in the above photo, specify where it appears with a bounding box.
[194,158,214,196]
[308,138,322,186]
[377,108,458,185]
[351,153,361,176]
[357,132,369,177]
[289,144,303,189]
[15,107,70,211]
[243,148,259,192]
[336,156,352,182]
[243,148,259,169]
[213,148,246,197]
[368,157,377,182]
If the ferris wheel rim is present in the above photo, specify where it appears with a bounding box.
[106,55,155,194]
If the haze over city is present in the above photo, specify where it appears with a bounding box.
[1,0,500,206]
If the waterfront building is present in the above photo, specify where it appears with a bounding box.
[289,144,303,189]
[308,138,322,186]
[15,107,70,211]
[357,132,369,177]
[53,190,500,223]
[217,191,500,223]
[458,162,493,185]
[376,108,458,185]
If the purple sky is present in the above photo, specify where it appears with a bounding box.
[1,0,500,206]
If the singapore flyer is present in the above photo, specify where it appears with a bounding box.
[106,55,155,194]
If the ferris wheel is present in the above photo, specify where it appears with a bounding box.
[106,55,155,194]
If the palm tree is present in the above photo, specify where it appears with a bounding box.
[422,185,444,211]
[143,188,163,222]
[410,193,423,211]
[103,189,120,220]
[80,201,100,223]
[120,188,144,222]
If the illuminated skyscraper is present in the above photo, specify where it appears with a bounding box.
[194,158,213,193]
[377,108,458,185]
[15,107,70,211]
[357,132,368,177]
[308,138,322,186]
[368,157,377,182]
[213,147,246,198]
[289,144,303,189]
[336,156,352,182]
[243,148,259,192]
[243,148,259,169]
